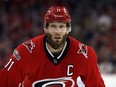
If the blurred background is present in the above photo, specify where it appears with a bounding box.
[0,0,116,86]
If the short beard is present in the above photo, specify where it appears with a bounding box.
[46,33,67,49]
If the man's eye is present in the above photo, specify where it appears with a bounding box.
[51,25,56,28]
[60,26,65,28]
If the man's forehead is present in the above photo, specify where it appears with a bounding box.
[49,22,67,25]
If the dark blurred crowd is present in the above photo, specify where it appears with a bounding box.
[0,0,116,74]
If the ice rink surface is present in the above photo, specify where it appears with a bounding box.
[77,74,116,87]
[102,74,116,87]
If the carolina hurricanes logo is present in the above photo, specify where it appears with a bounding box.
[23,40,35,53]
[77,44,88,58]
[32,77,75,87]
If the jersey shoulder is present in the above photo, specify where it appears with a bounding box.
[69,36,96,59]
[11,34,45,61]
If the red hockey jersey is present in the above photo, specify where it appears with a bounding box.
[0,34,105,87]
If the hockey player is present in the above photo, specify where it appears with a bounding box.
[0,6,105,87]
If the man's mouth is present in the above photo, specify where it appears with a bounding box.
[54,37,61,39]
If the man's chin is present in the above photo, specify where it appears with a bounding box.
[54,39,61,42]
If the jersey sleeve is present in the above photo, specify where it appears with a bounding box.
[81,46,105,87]
[0,43,31,87]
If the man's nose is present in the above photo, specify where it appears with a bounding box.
[55,27,61,34]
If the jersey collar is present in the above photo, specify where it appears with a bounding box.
[43,35,70,65]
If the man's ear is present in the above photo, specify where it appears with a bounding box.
[44,29,47,33]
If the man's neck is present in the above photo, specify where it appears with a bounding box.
[46,42,66,54]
